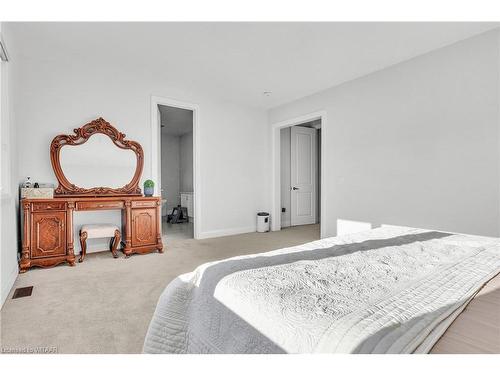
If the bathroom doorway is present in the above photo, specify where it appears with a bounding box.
[159,104,194,240]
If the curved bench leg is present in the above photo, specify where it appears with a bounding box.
[111,230,121,258]
[79,231,88,263]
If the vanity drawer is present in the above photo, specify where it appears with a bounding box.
[131,200,157,208]
[76,201,124,211]
[32,202,66,211]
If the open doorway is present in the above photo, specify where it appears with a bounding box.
[271,111,326,238]
[280,120,321,229]
[159,104,194,240]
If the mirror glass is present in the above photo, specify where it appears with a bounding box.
[60,133,137,189]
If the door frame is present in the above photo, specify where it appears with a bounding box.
[270,110,327,238]
[151,95,201,239]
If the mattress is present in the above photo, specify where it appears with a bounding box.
[143,226,500,354]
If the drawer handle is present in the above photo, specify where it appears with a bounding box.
[98,204,104,208]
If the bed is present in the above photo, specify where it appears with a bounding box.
[143,226,500,354]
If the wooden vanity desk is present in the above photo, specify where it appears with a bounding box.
[20,195,162,272]
[20,118,163,272]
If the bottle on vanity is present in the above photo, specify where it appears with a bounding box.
[23,176,32,188]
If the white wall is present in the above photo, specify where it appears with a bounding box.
[180,131,193,192]
[270,30,500,238]
[161,133,181,212]
[0,23,19,307]
[7,31,269,249]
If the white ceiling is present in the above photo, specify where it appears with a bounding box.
[159,105,193,136]
[6,22,499,108]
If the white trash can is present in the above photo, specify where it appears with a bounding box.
[257,212,270,232]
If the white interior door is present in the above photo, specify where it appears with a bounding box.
[291,126,317,226]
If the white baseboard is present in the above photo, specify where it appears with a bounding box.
[198,226,256,239]
[281,220,291,228]
[1,264,18,309]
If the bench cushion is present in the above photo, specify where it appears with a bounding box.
[81,224,120,239]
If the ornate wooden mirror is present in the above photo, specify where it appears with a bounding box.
[50,117,144,196]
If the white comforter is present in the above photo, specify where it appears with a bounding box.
[143,226,500,354]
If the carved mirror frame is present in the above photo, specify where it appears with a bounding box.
[50,117,144,197]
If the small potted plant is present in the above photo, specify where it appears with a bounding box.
[143,179,155,197]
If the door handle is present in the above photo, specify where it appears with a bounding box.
[292,187,299,190]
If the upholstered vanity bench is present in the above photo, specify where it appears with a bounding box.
[79,224,121,262]
[19,117,164,272]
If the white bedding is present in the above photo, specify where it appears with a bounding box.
[143,226,500,354]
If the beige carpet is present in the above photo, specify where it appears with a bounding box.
[0,225,320,354]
